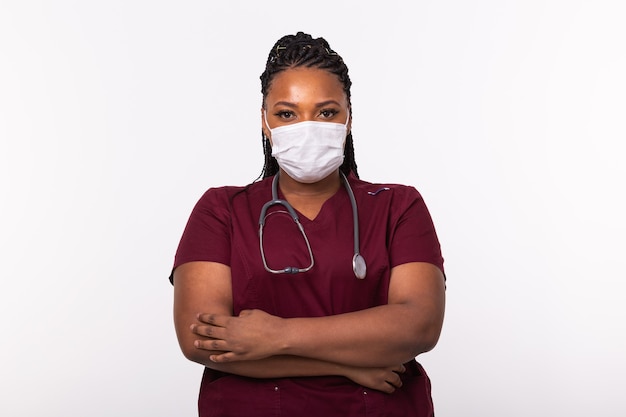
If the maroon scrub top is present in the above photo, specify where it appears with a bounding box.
[172,173,444,417]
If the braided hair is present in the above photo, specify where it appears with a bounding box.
[259,32,359,179]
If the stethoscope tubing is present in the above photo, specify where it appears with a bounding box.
[258,197,315,274]
[258,172,366,279]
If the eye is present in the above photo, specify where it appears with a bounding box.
[319,108,339,119]
[274,110,296,120]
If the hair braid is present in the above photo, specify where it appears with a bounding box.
[259,32,359,179]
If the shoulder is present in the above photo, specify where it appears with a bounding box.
[194,178,273,212]
[346,174,434,226]
[347,174,425,206]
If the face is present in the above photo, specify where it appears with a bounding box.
[262,67,351,140]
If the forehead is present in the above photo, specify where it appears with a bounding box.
[265,67,347,105]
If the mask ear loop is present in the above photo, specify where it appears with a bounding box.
[263,110,273,135]
[262,110,274,161]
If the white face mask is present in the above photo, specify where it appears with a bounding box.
[264,112,349,183]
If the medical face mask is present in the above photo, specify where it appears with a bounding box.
[265,112,349,183]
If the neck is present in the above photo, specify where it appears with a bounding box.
[277,169,342,198]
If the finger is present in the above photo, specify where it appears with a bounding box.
[190,323,226,339]
[386,373,403,389]
[392,364,406,374]
[196,313,225,326]
[209,351,240,363]
[194,338,228,352]
[380,382,396,394]
[189,323,203,335]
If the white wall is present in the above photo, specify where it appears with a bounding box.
[1,1,624,416]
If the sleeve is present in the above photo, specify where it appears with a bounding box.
[168,188,232,284]
[388,186,445,273]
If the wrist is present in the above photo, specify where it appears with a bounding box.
[278,317,300,355]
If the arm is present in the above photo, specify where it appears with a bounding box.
[173,261,406,393]
[198,261,446,368]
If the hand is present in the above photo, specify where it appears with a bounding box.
[191,309,284,363]
[343,364,406,394]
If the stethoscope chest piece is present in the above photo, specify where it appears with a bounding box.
[353,253,367,279]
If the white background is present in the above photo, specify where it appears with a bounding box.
[1,1,625,416]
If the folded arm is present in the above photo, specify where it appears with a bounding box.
[175,261,445,370]
[173,261,408,392]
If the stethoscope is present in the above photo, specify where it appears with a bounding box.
[258,172,367,279]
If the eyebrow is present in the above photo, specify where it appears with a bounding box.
[271,100,342,109]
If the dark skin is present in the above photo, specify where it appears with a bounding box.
[173,67,446,393]
[261,66,351,220]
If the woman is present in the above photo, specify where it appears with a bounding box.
[170,32,446,417]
